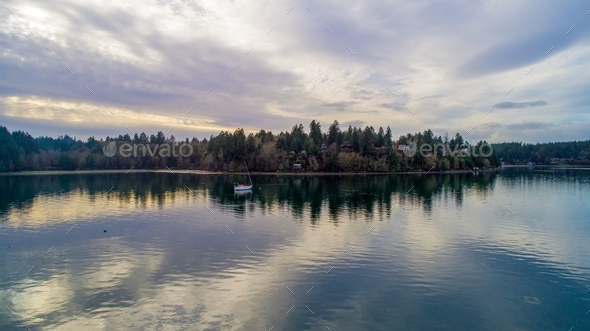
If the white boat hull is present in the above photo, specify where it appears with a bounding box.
[234,185,253,191]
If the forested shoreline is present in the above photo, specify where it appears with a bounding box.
[1,121,588,173]
[492,141,590,165]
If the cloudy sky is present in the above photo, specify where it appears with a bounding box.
[1,0,589,143]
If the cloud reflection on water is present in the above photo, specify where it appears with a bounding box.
[0,170,589,330]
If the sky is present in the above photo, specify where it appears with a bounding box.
[1,0,589,143]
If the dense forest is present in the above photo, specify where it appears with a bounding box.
[492,141,590,165]
[0,121,587,172]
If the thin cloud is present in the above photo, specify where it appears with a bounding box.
[320,101,357,111]
[505,122,551,130]
[417,95,443,101]
[493,101,547,109]
[351,89,374,100]
[379,103,407,111]
[342,120,366,128]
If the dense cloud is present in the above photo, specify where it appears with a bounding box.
[0,0,589,143]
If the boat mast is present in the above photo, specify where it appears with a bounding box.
[244,161,253,186]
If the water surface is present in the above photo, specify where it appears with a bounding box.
[1,168,589,330]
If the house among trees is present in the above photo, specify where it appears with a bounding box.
[293,164,302,172]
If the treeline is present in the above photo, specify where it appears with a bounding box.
[493,141,590,165]
[2,121,503,172]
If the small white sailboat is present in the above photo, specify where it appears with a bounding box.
[234,162,253,191]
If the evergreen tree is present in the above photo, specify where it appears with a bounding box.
[384,126,393,148]
[362,126,376,157]
[0,126,21,171]
[376,127,385,148]
[309,120,323,147]
[327,120,343,145]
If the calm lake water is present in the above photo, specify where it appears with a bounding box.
[1,168,589,330]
